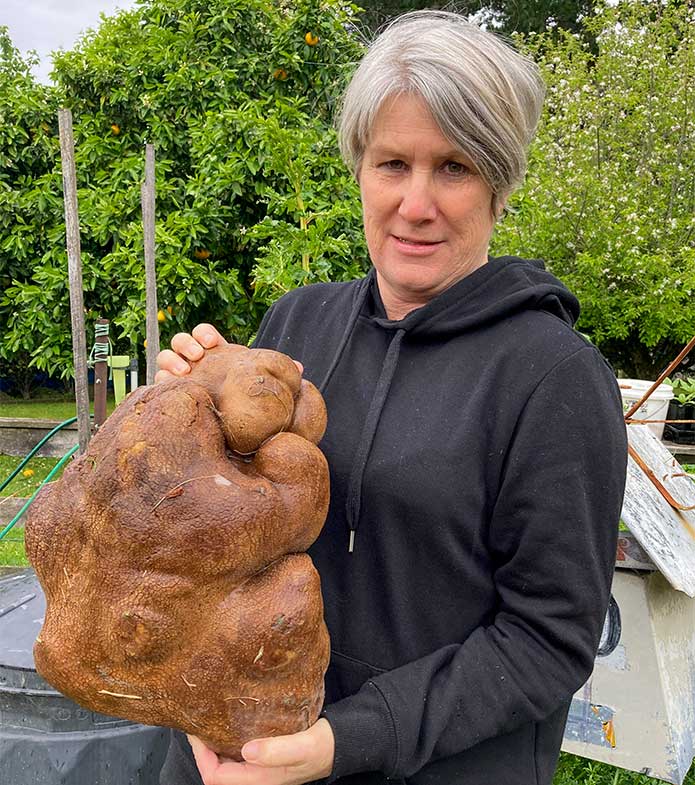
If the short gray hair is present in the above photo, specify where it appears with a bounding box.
[338,10,546,213]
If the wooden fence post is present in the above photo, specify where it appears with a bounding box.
[142,143,159,385]
[58,108,91,454]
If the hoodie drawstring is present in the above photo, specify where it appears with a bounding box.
[345,328,406,553]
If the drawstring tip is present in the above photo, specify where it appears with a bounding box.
[348,530,355,553]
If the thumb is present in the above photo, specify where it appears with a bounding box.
[187,735,221,779]
[241,732,309,768]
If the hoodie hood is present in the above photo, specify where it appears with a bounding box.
[369,255,580,337]
[318,256,578,396]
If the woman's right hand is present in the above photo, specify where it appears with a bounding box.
[155,323,228,383]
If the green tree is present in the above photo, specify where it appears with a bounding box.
[0,28,63,386]
[355,0,593,37]
[485,0,593,36]
[3,0,694,383]
[493,0,695,377]
[1,0,367,381]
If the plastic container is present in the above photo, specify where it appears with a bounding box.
[663,400,695,445]
[0,566,169,785]
[618,379,673,440]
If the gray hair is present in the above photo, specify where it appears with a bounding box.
[338,10,546,213]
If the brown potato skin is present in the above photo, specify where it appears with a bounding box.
[25,344,330,758]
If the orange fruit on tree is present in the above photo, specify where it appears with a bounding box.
[194,249,211,259]
[167,305,174,316]
[273,68,288,81]
[110,124,120,135]
[304,32,319,46]
[157,309,166,323]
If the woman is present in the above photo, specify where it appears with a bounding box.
[157,10,627,785]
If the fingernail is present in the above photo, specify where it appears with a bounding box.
[173,361,189,374]
[241,742,260,762]
[200,332,216,347]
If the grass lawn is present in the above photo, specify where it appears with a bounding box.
[554,754,692,784]
[0,454,63,497]
[0,525,28,566]
[0,392,116,420]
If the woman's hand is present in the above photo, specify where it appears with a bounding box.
[156,323,304,382]
[187,718,335,785]
[155,323,228,383]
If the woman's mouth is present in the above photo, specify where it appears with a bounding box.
[395,236,439,245]
[392,235,443,253]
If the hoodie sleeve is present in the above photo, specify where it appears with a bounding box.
[321,345,627,779]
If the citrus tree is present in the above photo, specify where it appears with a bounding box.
[0,29,64,392]
[0,0,367,380]
[3,0,694,382]
[493,0,695,376]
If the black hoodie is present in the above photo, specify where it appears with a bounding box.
[159,256,627,785]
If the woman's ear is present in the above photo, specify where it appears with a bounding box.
[492,193,509,221]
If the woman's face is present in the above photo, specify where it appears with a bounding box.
[359,93,498,317]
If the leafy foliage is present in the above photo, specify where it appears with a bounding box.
[1,0,694,382]
[356,0,593,37]
[493,1,695,376]
[0,0,367,379]
[665,375,695,406]
[0,28,63,381]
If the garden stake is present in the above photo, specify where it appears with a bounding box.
[58,108,91,453]
[142,143,159,384]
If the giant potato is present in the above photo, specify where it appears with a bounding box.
[25,344,330,758]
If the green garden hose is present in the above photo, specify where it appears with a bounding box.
[0,416,78,494]
[0,415,87,541]
[0,443,79,541]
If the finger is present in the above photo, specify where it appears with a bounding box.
[192,323,228,349]
[293,360,304,375]
[187,735,223,784]
[154,369,176,383]
[170,333,206,361]
[157,348,192,375]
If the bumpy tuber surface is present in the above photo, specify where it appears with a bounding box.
[25,344,330,758]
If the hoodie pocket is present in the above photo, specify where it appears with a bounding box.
[324,649,386,704]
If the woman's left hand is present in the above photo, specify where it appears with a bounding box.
[188,718,335,785]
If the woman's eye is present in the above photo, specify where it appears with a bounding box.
[382,160,406,171]
[444,161,468,176]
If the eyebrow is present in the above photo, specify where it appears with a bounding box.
[367,145,471,162]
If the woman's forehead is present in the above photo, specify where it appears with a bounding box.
[364,95,470,161]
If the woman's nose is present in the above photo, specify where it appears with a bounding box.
[397,173,438,223]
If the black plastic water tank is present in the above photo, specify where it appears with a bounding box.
[0,567,169,784]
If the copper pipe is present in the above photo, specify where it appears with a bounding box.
[624,334,695,422]
[628,443,695,511]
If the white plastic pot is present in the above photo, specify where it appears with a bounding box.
[618,379,673,440]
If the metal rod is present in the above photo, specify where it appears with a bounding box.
[142,143,159,385]
[58,108,91,454]
[624,334,695,422]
